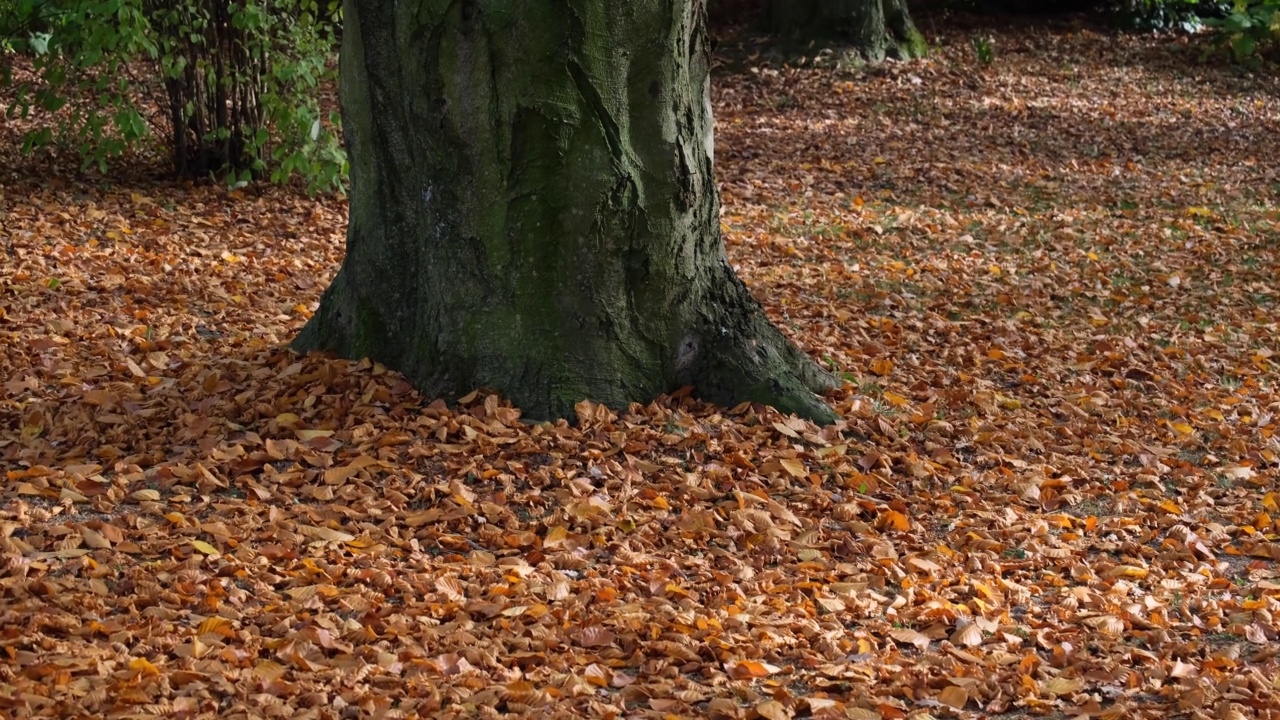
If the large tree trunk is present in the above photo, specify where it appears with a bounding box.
[292,0,838,423]
[769,0,926,61]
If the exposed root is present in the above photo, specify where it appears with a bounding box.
[686,294,841,425]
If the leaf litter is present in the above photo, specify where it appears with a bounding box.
[2,21,1279,720]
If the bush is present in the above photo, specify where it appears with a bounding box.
[1204,0,1280,62]
[928,0,1231,31]
[1,0,346,193]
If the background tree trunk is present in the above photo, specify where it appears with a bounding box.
[292,0,838,423]
[769,0,927,61]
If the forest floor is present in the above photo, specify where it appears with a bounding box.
[2,16,1280,720]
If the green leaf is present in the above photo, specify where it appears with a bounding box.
[29,32,51,56]
[1232,32,1258,58]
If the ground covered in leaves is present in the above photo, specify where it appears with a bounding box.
[2,19,1280,720]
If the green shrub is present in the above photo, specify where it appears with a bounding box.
[932,0,1232,32]
[971,33,996,63]
[1,0,346,194]
[1204,0,1280,62]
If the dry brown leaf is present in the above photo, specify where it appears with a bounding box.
[951,622,983,647]
[755,699,792,720]
[937,685,969,710]
[889,628,930,650]
[574,626,615,648]
[79,527,110,549]
[297,524,355,543]
[1042,676,1085,696]
[779,458,806,479]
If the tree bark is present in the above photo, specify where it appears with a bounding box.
[768,0,927,61]
[293,0,838,424]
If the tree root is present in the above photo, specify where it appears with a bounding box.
[683,276,841,425]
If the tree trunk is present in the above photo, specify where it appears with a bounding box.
[768,0,926,61]
[292,0,838,424]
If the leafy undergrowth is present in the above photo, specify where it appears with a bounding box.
[3,23,1280,720]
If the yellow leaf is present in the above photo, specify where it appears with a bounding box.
[197,616,234,637]
[129,657,160,676]
[882,391,910,407]
[779,458,806,479]
[1171,422,1194,435]
[190,540,219,555]
[870,358,894,376]
[1109,564,1148,579]
[1262,492,1279,514]
[543,525,569,548]
[997,395,1022,410]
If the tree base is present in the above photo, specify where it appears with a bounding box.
[292,0,840,426]
[292,261,839,425]
[768,0,927,63]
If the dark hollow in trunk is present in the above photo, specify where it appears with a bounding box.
[768,0,927,61]
[293,0,838,424]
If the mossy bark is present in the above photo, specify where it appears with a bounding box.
[768,0,927,61]
[293,0,838,424]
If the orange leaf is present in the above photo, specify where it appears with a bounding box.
[727,660,781,679]
[880,510,911,532]
[129,657,160,676]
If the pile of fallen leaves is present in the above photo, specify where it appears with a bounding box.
[2,20,1279,720]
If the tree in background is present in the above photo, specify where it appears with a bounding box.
[767,0,927,60]
[0,0,345,191]
[292,0,840,423]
